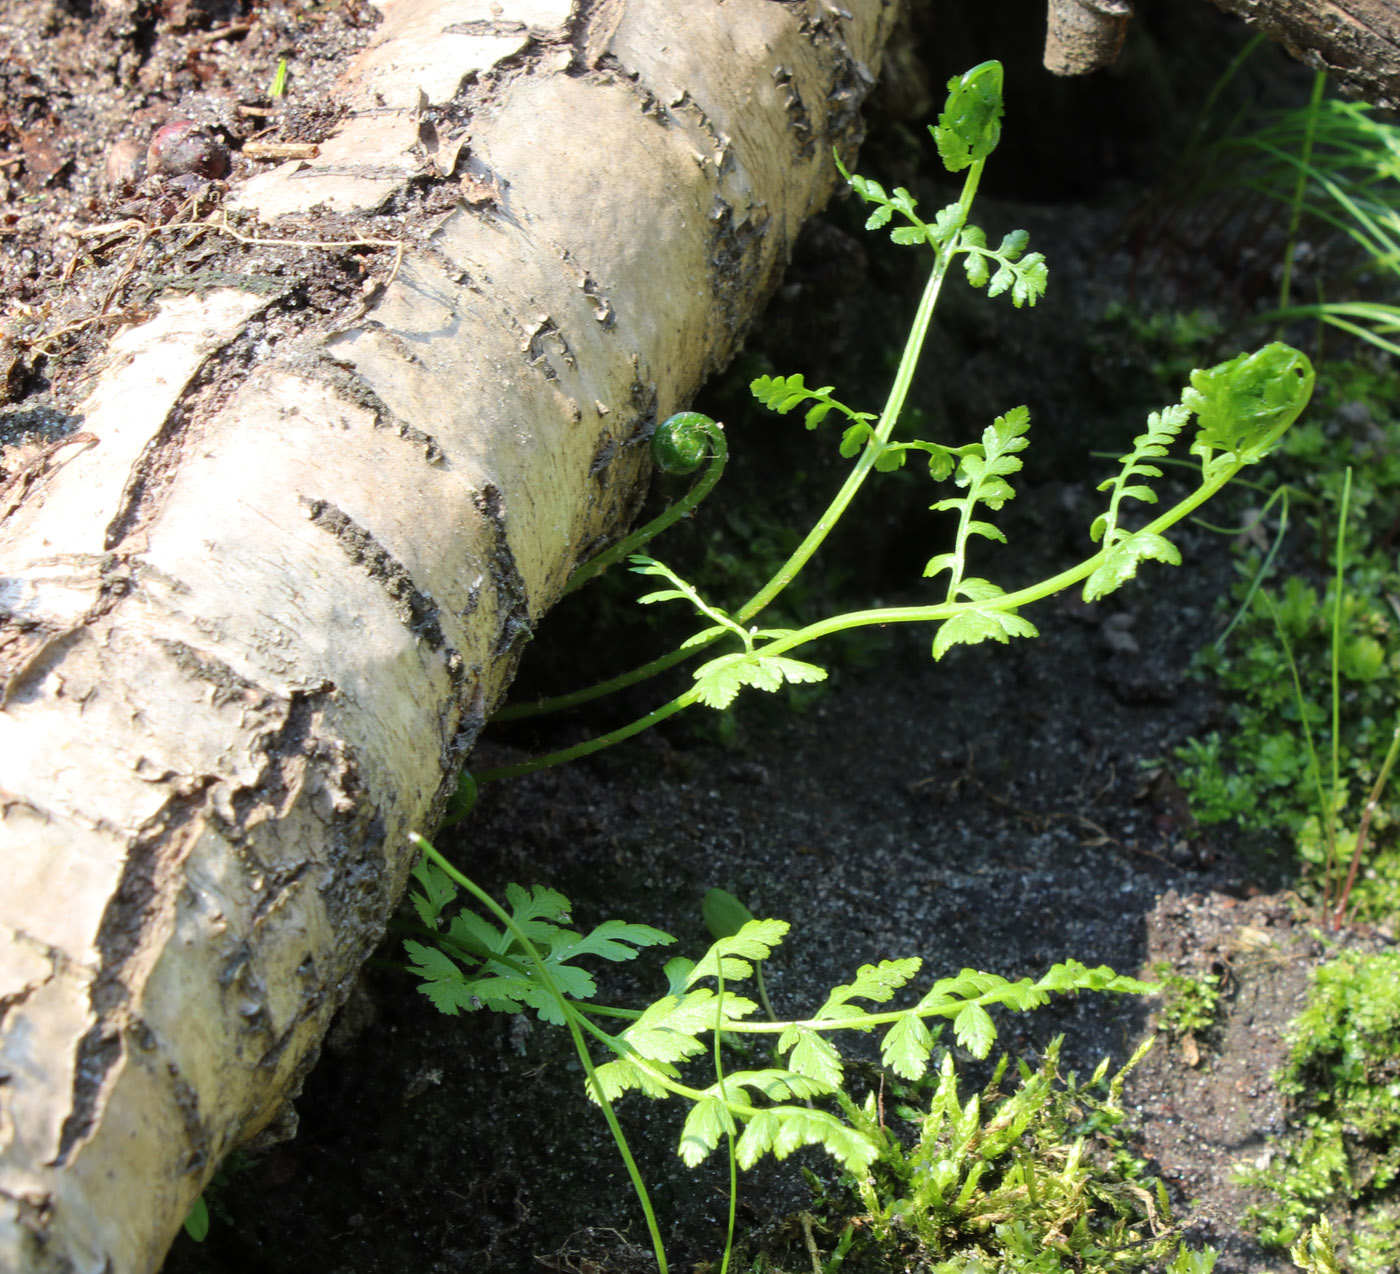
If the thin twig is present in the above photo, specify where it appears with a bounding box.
[207,210,405,289]
[32,211,406,351]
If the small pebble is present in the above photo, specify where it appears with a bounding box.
[146,120,230,180]
[102,137,146,190]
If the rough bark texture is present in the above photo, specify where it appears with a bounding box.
[1043,0,1133,75]
[0,2,898,1270]
[1204,0,1400,106]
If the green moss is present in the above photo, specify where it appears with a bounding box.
[1237,950,1400,1272]
[787,1037,1215,1274]
[1151,963,1224,1041]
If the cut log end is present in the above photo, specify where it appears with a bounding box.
[1044,0,1133,76]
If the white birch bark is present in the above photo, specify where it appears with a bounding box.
[0,1,898,1269]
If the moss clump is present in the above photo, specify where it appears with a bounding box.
[781,1037,1216,1274]
[1238,949,1400,1272]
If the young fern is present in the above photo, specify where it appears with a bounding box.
[629,555,828,710]
[406,842,1155,1186]
[466,60,1313,800]
[922,405,1038,657]
[403,843,1212,1273]
[557,411,728,599]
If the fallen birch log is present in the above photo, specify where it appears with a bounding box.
[0,1,897,1269]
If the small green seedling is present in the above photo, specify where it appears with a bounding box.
[1152,962,1224,1040]
[182,1195,209,1243]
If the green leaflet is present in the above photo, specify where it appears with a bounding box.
[779,1024,846,1087]
[182,1195,210,1243]
[1037,959,1157,996]
[1183,342,1315,474]
[690,651,828,710]
[832,155,935,248]
[626,988,762,1062]
[738,1106,881,1174]
[1083,531,1183,604]
[814,958,924,1021]
[749,372,875,429]
[931,606,1039,661]
[960,225,1048,307]
[409,855,457,928]
[933,60,1004,172]
[924,406,1033,651]
[1083,403,1192,602]
[687,917,790,985]
[630,555,744,641]
[588,1053,681,1104]
[881,1012,937,1081]
[404,859,674,1025]
[1078,349,1313,604]
[702,887,755,940]
[678,1070,835,1167]
[952,1000,997,1057]
[1090,404,1191,547]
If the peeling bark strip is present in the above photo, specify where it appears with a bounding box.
[0,2,901,1271]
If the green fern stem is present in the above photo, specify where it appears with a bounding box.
[736,461,1240,661]
[735,157,983,623]
[713,959,739,1274]
[556,419,729,600]
[464,685,702,790]
[412,838,671,1273]
[483,156,985,727]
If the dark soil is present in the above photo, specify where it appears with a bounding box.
[3,2,1394,1272]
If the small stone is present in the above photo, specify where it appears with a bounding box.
[146,120,230,180]
[102,137,146,190]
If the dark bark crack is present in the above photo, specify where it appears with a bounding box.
[53,781,215,1167]
[155,638,263,710]
[228,683,338,829]
[799,4,885,143]
[705,195,776,373]
[770,64,815,159]
[313,356,445,464]
[102,326,268,552]
[1,554,138,707]
[302,498,464,690]
[471,483,532,661]
[524,315,574,380]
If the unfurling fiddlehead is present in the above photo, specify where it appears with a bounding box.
[558,413,727,599]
